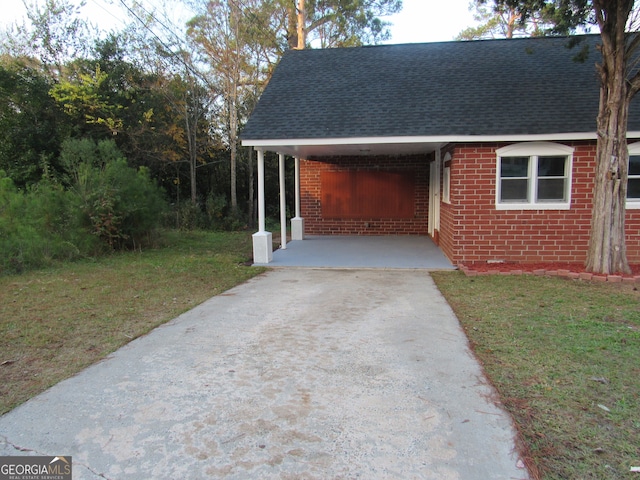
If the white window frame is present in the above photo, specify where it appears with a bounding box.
[442,152,451,204]
[496,142,574,210]
[626,142,640,209]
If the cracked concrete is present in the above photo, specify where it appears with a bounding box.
[0,269,529,479]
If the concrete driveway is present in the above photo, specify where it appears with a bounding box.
[0,269,528,479]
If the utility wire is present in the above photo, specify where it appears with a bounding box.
[87,0,130,30]
[117,0,217,91]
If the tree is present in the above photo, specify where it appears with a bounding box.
[0,58,68,186]
[59,138,167,249]
[463,0,638,274]
[188,0,263,215]
[1,0,95,78]
[282,0,403,49]
[50,65,126,136]
[457,0,557,39]
[584,0,639,274]
[158,71,218,207]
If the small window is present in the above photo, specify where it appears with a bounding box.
[628,156,640,198]
[442,153,451,204]
[496,143,573,210]
[627,143,640,209]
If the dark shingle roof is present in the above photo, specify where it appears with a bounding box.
[241,35,640,141]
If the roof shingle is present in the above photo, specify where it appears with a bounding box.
[241,35,640,141]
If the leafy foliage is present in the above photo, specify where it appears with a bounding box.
[0,138,167,274]
[0,60,67,187]
[50,66,124,135]
[457,0,558,39]
[60,138,167,249]
[0,170,94,274]
[1,0,94,77]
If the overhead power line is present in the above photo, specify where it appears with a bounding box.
[116,0,215,90]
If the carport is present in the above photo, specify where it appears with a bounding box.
[240,45,453,267]
[242,145,448,266]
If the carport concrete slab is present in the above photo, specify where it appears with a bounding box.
[255,235,456,269]
[0,269,527,479]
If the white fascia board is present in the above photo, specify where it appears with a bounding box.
[241,132,620,148]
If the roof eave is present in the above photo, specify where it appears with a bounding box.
[241,132,640,157]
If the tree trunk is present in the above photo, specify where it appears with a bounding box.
[287,3,298,49]
[230,135,237,214]
[297,0,306,49]
[505,8,518,38]
[185,102,198,206]
[587,88,631,274]
[229,79,238,215]
[586,1,633,275]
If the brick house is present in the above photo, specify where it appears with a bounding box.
[241,34,640,266]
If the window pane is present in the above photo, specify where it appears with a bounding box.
[629,156,640,176]
[628,178,640,199]
[501,157,529,177]
[538,156,566,177]
[501,178,528,201]
[537,178,566,201]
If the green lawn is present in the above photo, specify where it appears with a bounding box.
[432,272,640,480]
[0,230,265,414]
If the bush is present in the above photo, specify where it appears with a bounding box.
[171,202,205,231]
[165,193,248,232]
[0,171,95,274]
[60,138,167,249]
[0,138,169,274]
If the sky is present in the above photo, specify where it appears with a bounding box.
[1,0,477,45]
[386,0,476,43]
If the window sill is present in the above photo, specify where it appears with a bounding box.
[496,203,571,211]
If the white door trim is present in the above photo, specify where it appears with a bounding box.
[428,149,441,237]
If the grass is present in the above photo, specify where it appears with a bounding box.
[431,272,640,480]
[0,230,265,415]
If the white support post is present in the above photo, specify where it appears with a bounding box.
[294,156,301,218]
[257,149,266,232]
[279,153,287,249]
[291,156,305,240]
[252,149,272,263]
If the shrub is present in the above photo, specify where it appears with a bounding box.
[0,171,95,274]
[60,138,167,249]
[0,138,167,274]
[166,194,247,232]
[171,202,205,231]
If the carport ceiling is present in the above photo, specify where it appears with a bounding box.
[247,140,445,158]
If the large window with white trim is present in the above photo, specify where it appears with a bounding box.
[496,142,574,210]
[627,142,640,209]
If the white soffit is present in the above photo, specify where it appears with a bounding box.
[242,132,640,157]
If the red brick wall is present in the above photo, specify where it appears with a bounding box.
[439,141,640,264]
[300,155,430,235]
[299,144,640,265]
[438,147,456,262]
